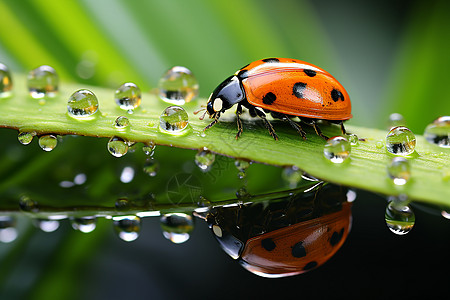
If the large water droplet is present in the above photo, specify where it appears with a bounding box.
[0,216,18,243]
[70,216,97,233]
[388,113,405,129]
[143,158,159,177]
[107,136,128,157]
[323,136,351,163]
[67,89,99,118]
[113,215,141,242]
[160,213,194,244]
[114,116,130,129]
[387,157,411,186]
[38,135,57,151]
[27,65,58,98]
[385,200,415,235]
[195,148,215,172]
[114,82,142,112]
[424,116,450,148]
[142,141,156,156]
[158,66,199,105]
[33,219,60,232]
[386,126,416,155]
[18,131,35,145]
[159,106,189,134]
[0,63,13,98]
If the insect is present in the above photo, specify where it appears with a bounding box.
[198,58,352,140]
[204,183,352,278]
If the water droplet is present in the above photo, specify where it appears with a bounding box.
[236,186,251,199]
[0,63,13,98]
[107,136,128,157]
[33,219,60,232]
[67,89,99,118]
[19,195,38,212]
[347,133,359,146]
[235,159,251,179]
[38,135,57,151]
[27,65,58,98]
[114,82,142,112]
[143,158,159,176]
[388,113,405,129]
[120,166,135,183]
[160,213,194,244]
[113,215,141,242]
[376,141,384,149]
[386,126,416,155]
[282,166,303,188]
[70,216,97,233]
[158,66,199,105]
[387,157,411,186]
[142,141,156,156]
[18,131,35,145]
[74,173,87,185]
[0,215,18,243]
[195,148,215,172]
[323,136,351,163]
[159,106,189,134]
[114,116,130,129]
[385,201,415,235]
[424,116,450,148]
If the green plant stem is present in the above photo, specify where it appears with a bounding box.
[0,76,449,205]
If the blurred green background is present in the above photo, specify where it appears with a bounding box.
[1,0,450,299]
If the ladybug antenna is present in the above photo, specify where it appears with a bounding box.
[193,107,206,115]
[199,110,208,120]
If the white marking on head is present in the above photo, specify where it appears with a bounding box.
[213,98,223,112]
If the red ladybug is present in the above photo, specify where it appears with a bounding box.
[206,183,353,278]
[202,58,352,140]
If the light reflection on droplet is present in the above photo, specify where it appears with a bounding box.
[120,166,135,183]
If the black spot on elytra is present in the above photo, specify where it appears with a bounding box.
[261,238,276,251]
[304,69,316,77]
[293,82,307,99]
[330,228,345,246]
[262,92,276,105]
[303,261,318,270]
[291,241,307,258]
[331,89,345,102]
[262,58,280,63]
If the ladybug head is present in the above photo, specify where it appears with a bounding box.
[207,76,245,118]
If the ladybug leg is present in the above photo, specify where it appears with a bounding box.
[204,112,221,131]
[235,104,243,139]
[251,107,279,140]
[339,121,347,135]
[311,121,329,140]
[283,115,307,140]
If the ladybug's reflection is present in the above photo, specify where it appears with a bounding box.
[205,183,353,278]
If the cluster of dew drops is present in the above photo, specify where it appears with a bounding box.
[1,62,450,241]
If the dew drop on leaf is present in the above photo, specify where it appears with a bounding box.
[27,65,58,98]
[424,116,450,148]
[386,126,416,155]
[114,82,141,112]
[158,66,199,105]
[0,62,13,98]
[323,136,351,163]
[159,106,189,134]
[113,215,141,242]
[67,89,99,118]
[160,213,194,244]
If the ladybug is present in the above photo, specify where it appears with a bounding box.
[205,183,352,278]
[201,58,352,140]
